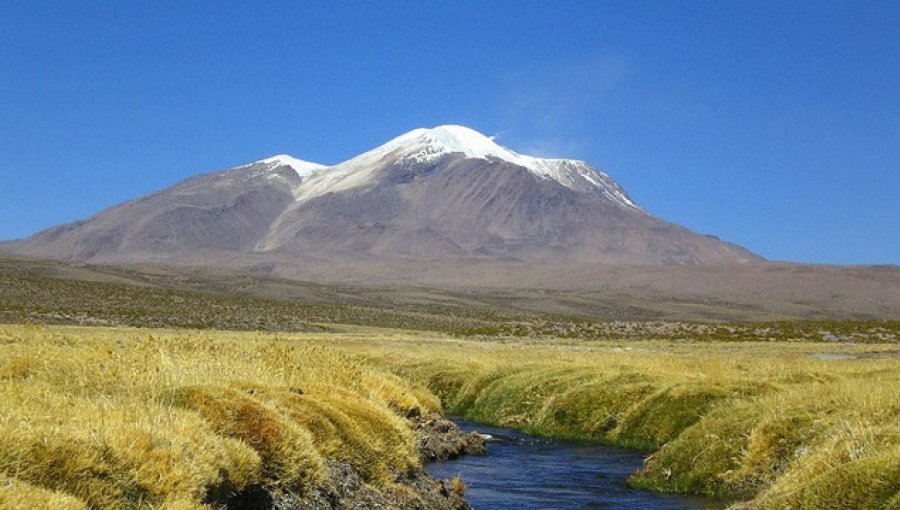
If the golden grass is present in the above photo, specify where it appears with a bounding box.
[375,335,900,508]
[0,323,897,509]
[0,474,89,510]
[0,324,437,509]
[449,474,466,496]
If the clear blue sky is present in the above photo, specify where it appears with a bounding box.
[2,1,898,264]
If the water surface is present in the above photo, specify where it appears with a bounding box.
[425,420,723,510]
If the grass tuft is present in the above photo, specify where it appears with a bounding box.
[169,385,324,489]
[0,475,89,510]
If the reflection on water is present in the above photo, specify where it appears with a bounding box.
[425,420,724,510]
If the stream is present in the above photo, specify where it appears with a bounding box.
[425,420,725,510]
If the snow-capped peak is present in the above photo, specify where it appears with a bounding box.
[260,154,327,180]
[384,125,641,210]
[394,125,512,163]
[248,125,641,211]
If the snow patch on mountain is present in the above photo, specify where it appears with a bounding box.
[260,155,327,180]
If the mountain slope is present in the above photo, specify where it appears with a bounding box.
[9,160,307,262]
[3,125,760,266]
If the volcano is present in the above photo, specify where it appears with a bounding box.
[4,125,759,267]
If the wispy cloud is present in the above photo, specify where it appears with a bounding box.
[498,55,631,158]
[518,138,589,159]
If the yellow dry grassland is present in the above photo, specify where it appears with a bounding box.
[377,337,900,509]
[0,323,898,509]
[0,324,438,509]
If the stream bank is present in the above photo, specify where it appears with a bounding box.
[214,414,483,510]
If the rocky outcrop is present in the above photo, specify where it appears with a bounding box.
[414,414,487,461]
[270,461,471,510]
